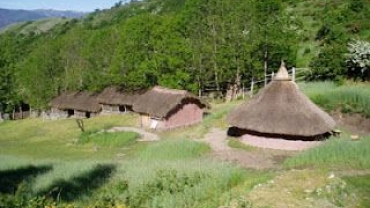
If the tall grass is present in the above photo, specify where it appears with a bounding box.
[343,175,370,208]
[299,82,370,118]
[284,135,370,170]
[138,139,210,160]
[99,159,271,208]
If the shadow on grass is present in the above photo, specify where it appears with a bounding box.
[39,164,116,202]
[0,165,52,194]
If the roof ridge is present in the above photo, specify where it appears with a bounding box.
[274,61,291,81]
[153,86,188,94]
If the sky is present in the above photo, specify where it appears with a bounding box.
[0,0,125,12]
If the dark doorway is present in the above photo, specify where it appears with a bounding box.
[119,105,127,112]
[67,109,74,117]
[85,112,91,118]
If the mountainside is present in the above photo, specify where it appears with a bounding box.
[0,8,85,29]
[0,18,71,34]
[0,0,369,111]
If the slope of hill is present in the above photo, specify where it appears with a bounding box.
[0,0,369,111]
[0,8,85,29]
[0,18,71,34]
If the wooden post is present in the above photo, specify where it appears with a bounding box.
[250,77,254,98]
[242,83,245,99]
[272,72,275,81]
[292,67,296,82]
[198,89,201,97]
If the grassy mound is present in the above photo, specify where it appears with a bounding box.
[79,131,140,147]
[284,135,370,170]
[138,139,210,160]
[299,82,370,118]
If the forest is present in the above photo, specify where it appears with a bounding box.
[0,0,369,112]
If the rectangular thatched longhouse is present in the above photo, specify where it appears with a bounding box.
[97,87,144,115]
[50,91,101,119]
[133,86,209,130]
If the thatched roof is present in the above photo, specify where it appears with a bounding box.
[227,63,336,137]
[97,87,145,106]
[133,86,209,118]
[50,91,101,113]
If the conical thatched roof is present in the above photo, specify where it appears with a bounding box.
[133,86,209,118]
[96,87,145,106]
[227,63,336,137]
[50,91,101,113]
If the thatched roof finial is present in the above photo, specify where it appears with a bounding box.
[274,60,291,81]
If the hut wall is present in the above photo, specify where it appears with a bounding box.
[163,103,203,130]
[50,108,68,119]
[102,104,119,113]
[140,113,151,127]
[90,112,99,118]
[74,110,86,118]
[101,104,132,115]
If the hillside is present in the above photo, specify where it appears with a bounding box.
[0,18,71,34]
[0,8,85,29]
[0,85,369,207]
[0,0,369,112]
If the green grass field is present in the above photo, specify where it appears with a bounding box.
[0,82,369,207]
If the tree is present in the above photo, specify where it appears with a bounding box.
[346,39,370,81]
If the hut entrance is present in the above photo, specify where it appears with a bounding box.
[119,105,127,113]
[85,112,91,118]
[67,109,74,117]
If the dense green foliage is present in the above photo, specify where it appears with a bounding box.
[0,0,369,112]
[0,0,299,111]
[305,0,370,81]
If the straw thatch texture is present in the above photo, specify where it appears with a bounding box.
[133,86,209,118]
[97,87,144,106]
[50,91,101,113]
[227,65,336,137]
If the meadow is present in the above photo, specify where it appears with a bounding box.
[0,82,370,207]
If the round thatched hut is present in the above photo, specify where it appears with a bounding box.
[227,62,336,140]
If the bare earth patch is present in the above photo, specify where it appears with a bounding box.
[201,128,294,170]
[240,134,322,151]
[332,112,370,136]
[107,127,160,141]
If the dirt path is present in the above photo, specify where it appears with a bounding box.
[201,128,293,170]
[240,134,322,151]
[107,127,160,141]
[332,112,370,136]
